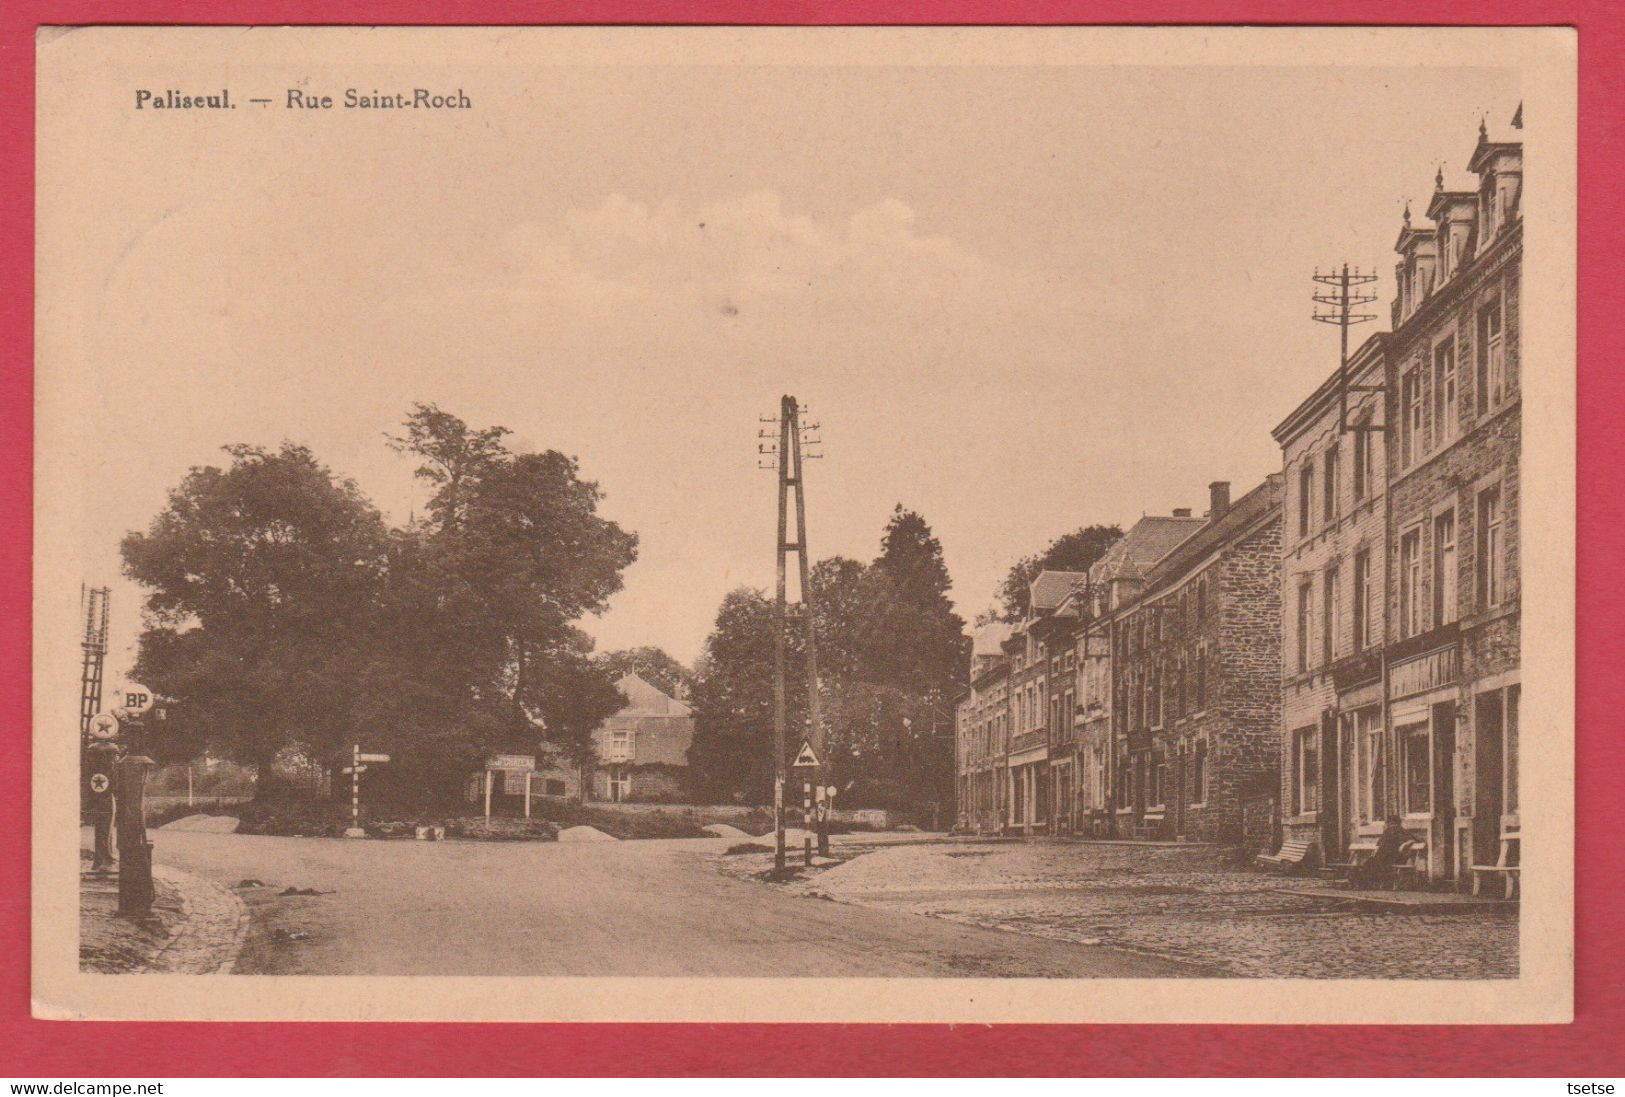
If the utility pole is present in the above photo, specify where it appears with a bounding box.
[759,395,826,869]
[1311,263,1381,433]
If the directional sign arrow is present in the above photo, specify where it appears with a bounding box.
[340,766,367,774]
[357,753,391,763]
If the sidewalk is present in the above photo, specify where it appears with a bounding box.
[79,852,249,974]
[730,838,1519,979]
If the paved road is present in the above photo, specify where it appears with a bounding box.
[148,831,1212,977]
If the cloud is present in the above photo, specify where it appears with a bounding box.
[488,190,1030,323]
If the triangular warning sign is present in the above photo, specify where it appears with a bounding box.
[791,740,821,768]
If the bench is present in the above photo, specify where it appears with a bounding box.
[1471,825,1520,899]
[1388,840,1429,890]
[1133,813,1166,841]
[1256,837,1316,873]
[1320,837,1379,879]
[1321,837,1427,889]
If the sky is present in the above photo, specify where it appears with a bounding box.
[37,30,1520,676]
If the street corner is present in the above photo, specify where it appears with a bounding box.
[79,857,248,975]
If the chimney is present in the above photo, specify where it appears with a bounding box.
[1209,481,1231,519]
[1172,508,1192,518]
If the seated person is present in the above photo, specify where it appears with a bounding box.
[1351,815,1411,888]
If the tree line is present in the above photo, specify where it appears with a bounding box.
[121,404,638,807]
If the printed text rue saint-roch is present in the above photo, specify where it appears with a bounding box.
[134,88,473,110]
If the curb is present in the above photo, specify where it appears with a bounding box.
[150,862,250,974]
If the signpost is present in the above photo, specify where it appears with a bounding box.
[792,740,821,867]
[484,755,536,822]
[346,745,390,838]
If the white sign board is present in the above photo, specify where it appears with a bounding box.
[488,754,535,771]
[791,741,821,768]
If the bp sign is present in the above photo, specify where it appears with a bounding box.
[108,682,156,720]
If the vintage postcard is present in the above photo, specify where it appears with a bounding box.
[32,25,1575,1023]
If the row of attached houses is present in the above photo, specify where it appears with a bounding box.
[954,118,1522,886]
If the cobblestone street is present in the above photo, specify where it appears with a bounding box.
[746,839,1519,979]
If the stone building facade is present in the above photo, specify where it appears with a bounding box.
[587,673,695,803]
[955,622,1012,834]
[1274,334,1391,862]
[1065,513,1206,837]
[1268,118,1521,885]
[1113,479,1284,845]
[1381,123,1522,882]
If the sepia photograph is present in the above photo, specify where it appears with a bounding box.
[30,24,1575,1025]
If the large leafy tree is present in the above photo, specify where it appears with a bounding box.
[995,523,1123,621]
[689,506,970,814]
[123,406,642,809]
[596,646,692,699]
[382,406,639,797]
[687,588,800,802]
[121,444,391,786]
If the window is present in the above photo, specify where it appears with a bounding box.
[1296,579,1313,671]
[1505,684,1520,814]
[1299,461,1314,536]
[1478,486,1505,606]
[1433,338,1458,444]
[1193,739,1208,803]
[1352,548,1373,650]
[1354,707,1386,824]
[1324,443,1340,522]
[1323,566,1340,664]
[1434,509,1457,626]
[1402,366,1423,467]
[1401,722,1431,814]
[1293,727,1320,814]
[1400,529,1422,638]
[1194,646,1207,710]
[1353,429,1370,502]
[1478,300,1505,413]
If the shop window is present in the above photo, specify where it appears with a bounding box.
[1293,727,1320,814]
[1401,722,1431,814]
[1355,707,1386,824]
[1505,684,1520,813]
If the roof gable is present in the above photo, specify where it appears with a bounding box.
[614,673,691,717]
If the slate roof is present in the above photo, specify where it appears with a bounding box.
[1089,516,1206,584]
[1028,570,1090,613]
